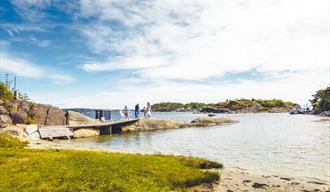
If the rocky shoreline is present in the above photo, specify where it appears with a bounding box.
[215,167,330,192]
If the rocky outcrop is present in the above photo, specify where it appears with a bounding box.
[238,104,263,113]
[122,117,238,132]
[0,124,26,138]
[190,117,239,127]
[200,107,233,114]
[9,111,28,124]
[319,110,330,117]
[0,106,8,115]
[122,118,184,132]
[0,115,13,127]
[268,107,291,113]
[31,104,66,126]
[66,111,100,125]
[73,128,99,138]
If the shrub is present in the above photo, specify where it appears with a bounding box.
[0,133,28,148]
[310,86,330,112]
[26,118,37,125]
[0,83,14,101]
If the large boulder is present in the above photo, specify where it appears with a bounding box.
[8,100,20,111]
[18,101,30,112]
[0,106,8,115]
[122,117,239,132]
[0,115,13,127]
[0,124,26,138]
[66,111,100,125]
[190,117,239,127]
[122,118,184,132]
[31,104,66,126]
[9,111,28,124]
[73,128,99,138]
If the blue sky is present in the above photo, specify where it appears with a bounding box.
[0,0,329,108]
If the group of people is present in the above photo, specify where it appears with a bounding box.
[122,102,151,119]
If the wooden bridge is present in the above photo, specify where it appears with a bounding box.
[40,119,139,140]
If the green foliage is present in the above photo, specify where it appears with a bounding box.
[0,133,28,148]
[212,99,295,112]
[152,102,211,112]
[26,118,37,125]
[153,99,296,112]
[0,83,14,101]
[310,86,330,112]
[184,102,209,110]
[0,148,220,191]
[17,92,31,102]
[152,102,186,111]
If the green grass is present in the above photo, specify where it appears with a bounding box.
[0,134,221,192]
[0,133,28,148]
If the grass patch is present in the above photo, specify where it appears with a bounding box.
[0,134,220,192]
[0,133,28,148]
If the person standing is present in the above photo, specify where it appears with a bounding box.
[134,104,140,118]
[146,102,151,118]
[123,105,129,120]
[143,106,147,118]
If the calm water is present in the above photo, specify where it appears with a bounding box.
[70,112,330,180]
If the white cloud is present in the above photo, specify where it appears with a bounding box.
[8,0,328,107]
[79,0,329,79]
[0,52,75,83]
[10,0,52,22]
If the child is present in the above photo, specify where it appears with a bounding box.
[123,106,129,119]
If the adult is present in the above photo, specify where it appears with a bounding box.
[134,104,140,118]
[146,102,151,118]
[143,106,147,118]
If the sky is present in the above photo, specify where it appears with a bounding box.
[0,0,329,109]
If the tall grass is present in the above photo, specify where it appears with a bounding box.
[0,133,28,148]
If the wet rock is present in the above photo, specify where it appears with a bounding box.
[252,183,269,188]
[280,177,291,181]
[9,111,28,124]
[307,181,327,185]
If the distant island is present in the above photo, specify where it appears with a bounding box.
[152,99,298,113]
